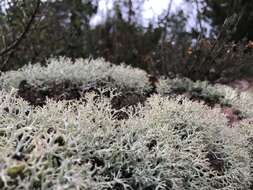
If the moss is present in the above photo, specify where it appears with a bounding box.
[6,164,26,178]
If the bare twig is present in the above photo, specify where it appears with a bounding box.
[159,0,173,74]
[0,0,41,58]
[194,0,204,37]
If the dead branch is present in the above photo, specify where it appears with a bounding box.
[0,0,41,58]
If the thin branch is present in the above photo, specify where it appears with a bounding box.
[194,0,204,37]
[0,0,41,57]
[160,0,173,74]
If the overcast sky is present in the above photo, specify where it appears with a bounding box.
[90,0,200,30]
[142,0,185,20]
[1,0,209,32]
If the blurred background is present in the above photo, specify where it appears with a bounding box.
[0,0,253,82]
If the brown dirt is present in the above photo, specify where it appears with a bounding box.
[206,151,225,174]
[18,80,83,106]
[17,80,150,120]
[16,75,251,123]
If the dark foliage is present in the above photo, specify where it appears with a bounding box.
[0,0,252,82]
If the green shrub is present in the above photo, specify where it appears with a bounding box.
[154,36,253,82]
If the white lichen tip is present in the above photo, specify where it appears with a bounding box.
[0,57,151,93]
[0,89,251,189]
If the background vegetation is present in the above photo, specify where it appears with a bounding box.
[0,1,253,189]
[0,0,252,82]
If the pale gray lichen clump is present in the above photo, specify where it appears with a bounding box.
[0,89,252,190]
[0,58,252,189]
[0,57,151,93]
[215,85,253,118]
[157,77,253,118]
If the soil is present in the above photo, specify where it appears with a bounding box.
[18,80,83,107]
[16,76,251,123]
[17,80,150,120]
[206,151,225,174]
